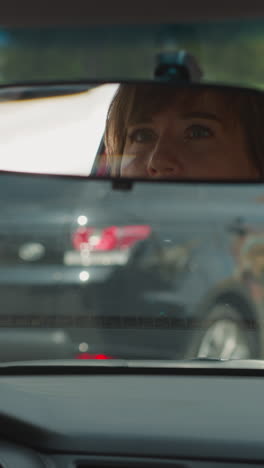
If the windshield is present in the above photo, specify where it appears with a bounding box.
[1,174,264,363]
[2,19,264,366]
[1,20,264,88]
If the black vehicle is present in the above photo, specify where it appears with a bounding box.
[1,172,263,361]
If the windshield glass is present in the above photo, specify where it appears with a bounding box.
[1,174,264,362]
[2,18,264,365]
[1,20,264,88]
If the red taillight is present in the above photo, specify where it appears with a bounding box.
[118,225,151,249]
[75,353,113,359]
[72,227,94,250]
[72,225,151,252]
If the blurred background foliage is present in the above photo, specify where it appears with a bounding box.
[0,20,264,88]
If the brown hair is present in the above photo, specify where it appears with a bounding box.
[104,83,264,177]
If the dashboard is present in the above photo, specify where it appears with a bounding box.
[0,364,264,467]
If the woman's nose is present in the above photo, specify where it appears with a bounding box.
[146,137,184,178]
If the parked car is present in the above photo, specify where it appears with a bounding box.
[1,171,264,360]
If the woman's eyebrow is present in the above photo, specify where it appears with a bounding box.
[181,111,223,124]
[129,118,154,126]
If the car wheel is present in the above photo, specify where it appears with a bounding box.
[190,304,258,360]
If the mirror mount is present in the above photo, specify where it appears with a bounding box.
[154,51,203,82]
[111,178,133,191]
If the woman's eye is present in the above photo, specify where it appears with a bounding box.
[128,128,157,144]
[185,125,213,140]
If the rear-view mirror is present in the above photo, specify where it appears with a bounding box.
[1,81,264,182]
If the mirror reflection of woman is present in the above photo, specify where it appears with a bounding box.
[104,84,264,179]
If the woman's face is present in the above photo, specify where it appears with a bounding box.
[120,92,259,179]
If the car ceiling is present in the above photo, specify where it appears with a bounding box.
[2,0,264,26]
